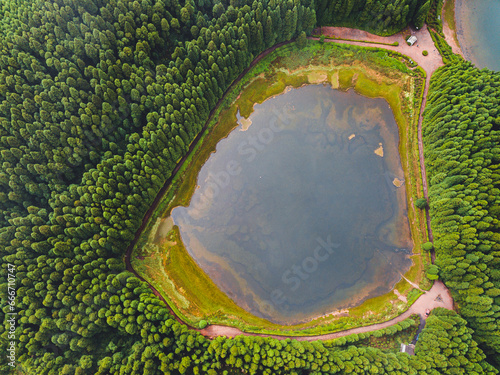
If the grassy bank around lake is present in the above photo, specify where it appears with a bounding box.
[131,40,431,335]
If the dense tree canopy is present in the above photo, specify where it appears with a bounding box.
[423,60,500,362]
[0,0,495,373]
[315,0,431,35]
[415,308,496,374]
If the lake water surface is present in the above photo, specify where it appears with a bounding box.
[172,85,413,324]
[456,0,500,71]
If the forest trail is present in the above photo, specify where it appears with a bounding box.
[127,28,455,342]
[201,281,454,341]
[313,24,444,75]
[418,73,435,246]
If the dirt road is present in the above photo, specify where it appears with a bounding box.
[316,24,444,74]
[201,281,453,340]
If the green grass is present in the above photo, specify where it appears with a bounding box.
[407,288,424,306]
[312,34,399,47]
[132,40,429,336]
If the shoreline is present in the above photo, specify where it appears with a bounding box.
[453,0,500,71]
[441,0,464,58]
[173,84,414,326]
[454,0,474,63]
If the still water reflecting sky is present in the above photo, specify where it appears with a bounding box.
[172,85,413,324]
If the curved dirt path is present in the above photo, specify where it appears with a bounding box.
[201,281,453,340]
[128,27,454,341]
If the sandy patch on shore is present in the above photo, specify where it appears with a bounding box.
[317,309,350,320]
[392,178,404,187]
[307,71,328,83]
[442,0,464,57]
[374,143,384,157]
[239,117,252,131]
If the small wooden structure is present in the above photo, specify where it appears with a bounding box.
[400,343,415,355]
[407,36,417,46]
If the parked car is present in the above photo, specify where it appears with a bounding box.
[425,309,431,317]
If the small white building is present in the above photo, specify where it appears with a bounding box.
[400,343,416,355]
[407,36,417,46]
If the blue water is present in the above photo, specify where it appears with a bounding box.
[456,0,500,71]
[172,86,413,324]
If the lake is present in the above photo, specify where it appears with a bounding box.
[172,85,413,324]
[456,0,500,71]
